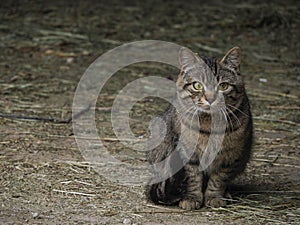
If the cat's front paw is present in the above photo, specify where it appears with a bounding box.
[179,198,202,210]
[205,196,227,208]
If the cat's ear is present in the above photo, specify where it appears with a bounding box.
[179,47,199,70]
[220,47,241,72]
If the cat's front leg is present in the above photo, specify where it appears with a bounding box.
[204,172,231,208]
[179,163,203,210]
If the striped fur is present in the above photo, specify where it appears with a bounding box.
[146,47,253,210]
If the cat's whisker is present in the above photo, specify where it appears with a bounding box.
[188,107,199,133]
[216,107,227,130]
[222,107,234,132]
[226,107,241,126]
[177,108,193,123]
[227,104,249,117]
[176,106,199,139]
[226,106,241,128]
[180,105,196,116]
[176,103,194,116]
[219,107,229,129]
[177,104,197,123]
[175,105,189,119]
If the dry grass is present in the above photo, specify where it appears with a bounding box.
[0,0,299,224]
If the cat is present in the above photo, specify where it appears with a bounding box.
[146,46,253,210]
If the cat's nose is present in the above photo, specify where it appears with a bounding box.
[204,92,216,104]
[206,97,215,104]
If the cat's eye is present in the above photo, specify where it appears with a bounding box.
[219,82,229,91]
[192,82,203,91]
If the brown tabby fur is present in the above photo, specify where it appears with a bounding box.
[146,47,253,210]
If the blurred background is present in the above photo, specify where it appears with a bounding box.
[0,1,299,224]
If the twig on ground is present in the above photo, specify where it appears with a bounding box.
[252,158,300,169]
[253,116,298,126]
[267,105,300,110]
[194,43,223,54]
[0,104,91,123]
[52,189,96,197]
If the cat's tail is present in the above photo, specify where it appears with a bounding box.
[146,170,186,205]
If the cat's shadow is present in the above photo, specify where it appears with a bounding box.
[228,183,277,198]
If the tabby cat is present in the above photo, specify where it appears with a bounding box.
[146,46,253,210]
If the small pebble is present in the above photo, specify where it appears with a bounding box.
[66,57,74,63]
[32,212,39,218]
[123,218,131,224]
[82,50,90,55]
[259,78,267,83]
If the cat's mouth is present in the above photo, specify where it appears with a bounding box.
[196,97,215,113]
[197,104,211,113]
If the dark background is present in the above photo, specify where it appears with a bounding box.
[0,1,299,224]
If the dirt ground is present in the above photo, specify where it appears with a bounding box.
[0,0,299,224]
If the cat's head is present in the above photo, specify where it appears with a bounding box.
[177,46,245,114]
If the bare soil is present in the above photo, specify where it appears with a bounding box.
[0,1,299,224]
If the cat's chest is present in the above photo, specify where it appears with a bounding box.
[180,123,210,154]
[196,133,210,150]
